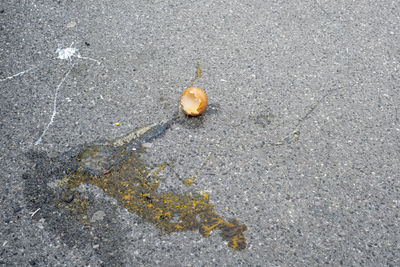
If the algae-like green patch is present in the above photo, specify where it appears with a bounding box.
[59,120,247,251]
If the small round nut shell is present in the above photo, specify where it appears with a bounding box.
[180,87,208,116]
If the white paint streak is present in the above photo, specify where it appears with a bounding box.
[35,63,75,145]
[76,54,101,65]
[57,47,79,60]
[34,44,101,145]
[0,67,34,82]
[30,208,41,217]
[57,46,101,64]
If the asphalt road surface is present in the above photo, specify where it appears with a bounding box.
[1,0,399,266]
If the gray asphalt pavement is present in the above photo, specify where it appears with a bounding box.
[1,0,399,266]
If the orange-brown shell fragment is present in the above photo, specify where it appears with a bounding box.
[180,87,208,116]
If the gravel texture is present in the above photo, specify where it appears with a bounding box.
[1,0,399,266]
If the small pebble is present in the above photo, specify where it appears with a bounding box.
[91,210,106,222]
[141,142,152,149]
[65,194,74,203]
[13,206,22,213]
[66,21,76,28]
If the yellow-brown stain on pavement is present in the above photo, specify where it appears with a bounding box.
[59,122,247,250]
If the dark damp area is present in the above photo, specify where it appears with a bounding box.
[25,119,247,252]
